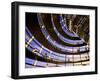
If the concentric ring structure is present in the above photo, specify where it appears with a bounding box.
[25,13,90,68]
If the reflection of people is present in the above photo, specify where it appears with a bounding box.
[32,48,38,53]
[45,53,48,58]
[32,48,41,56]
[68,58,70,62]
[77,42,80,52]
[85,56,88,60]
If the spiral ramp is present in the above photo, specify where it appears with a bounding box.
[25,13,90,68]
